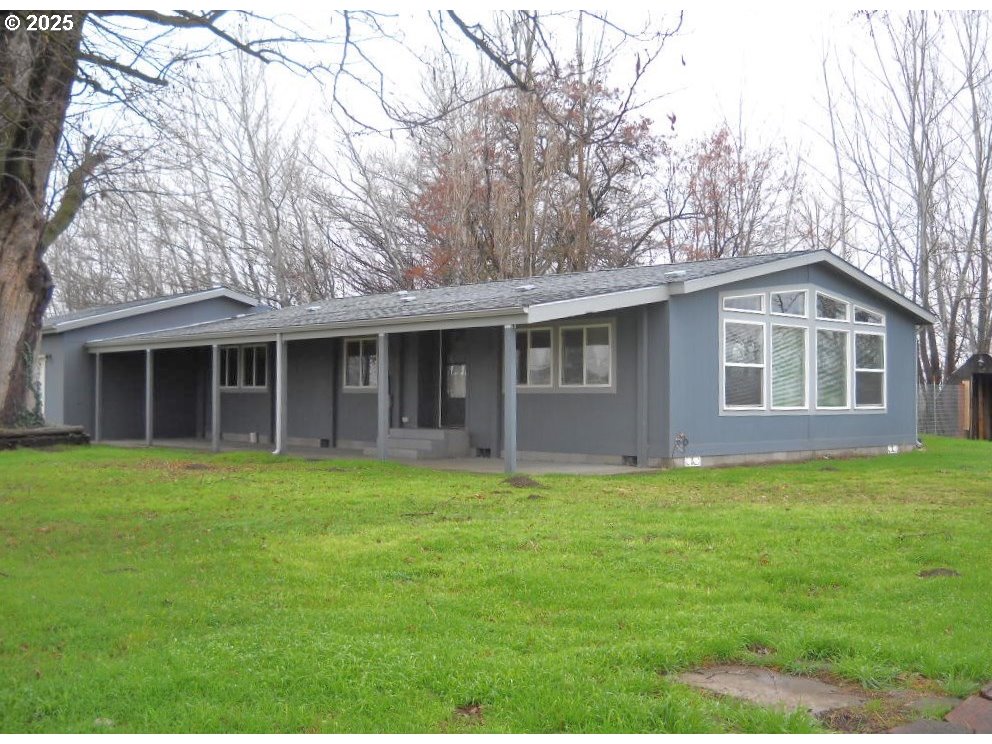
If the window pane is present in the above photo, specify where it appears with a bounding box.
[772,326,806,407]
[725,323,763,364]
[856,371,884,406]
[516,331,527,385]
[817,329,848,407]
[221,348,237,387]
[855,334,884,370]
[242,347,256,386]
[724,294,763,312]
[529,330,552,385]
[771,291,805,316]
[816,293,848,320]
[725,366,763,407]
[254,347,267,387]
[854,306,883,324]
[585,327,610,385]
[561,329,584,385]
[446,364,466,399]
[345,341,362,386]
[364,341,378,387]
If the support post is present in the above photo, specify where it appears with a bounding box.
[502,324,517,473]
[144,348,153,446]
[93,352,102,443]
[211,344,221,453]
[376,332,390,460]
[637,306,649,467]
[273,335,287,455]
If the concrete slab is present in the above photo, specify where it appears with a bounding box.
[677,665,867,715]
[888,719,970,734]
[946,695,992,733]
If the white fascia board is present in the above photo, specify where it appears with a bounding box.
[524,285,669,324]
[47,287,264,333]
[85,309,529,353]
[672,251,937,325]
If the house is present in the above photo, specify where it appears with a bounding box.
[38,287,267,433]
[61,250,933,471]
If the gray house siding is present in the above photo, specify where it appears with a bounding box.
[286,338,336,443]
[100,351,146,440]
[666,263,920,460]
[44,296,256,436]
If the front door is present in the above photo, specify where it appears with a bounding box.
[440,330,467,428]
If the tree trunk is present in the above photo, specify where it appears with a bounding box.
[0,14,84,425]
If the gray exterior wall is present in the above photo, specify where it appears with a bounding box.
[666,263,920,459]
[286,338,335,441]
[101,351,146,440]
[43,296,256,435]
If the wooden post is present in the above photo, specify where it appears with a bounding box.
[637,306,649,467]
[93,352,102,443]
[273,335,287,455]
[144,348,153,446]
[376,332,389,460]
[503,324,517,473]
[211,344,221,452]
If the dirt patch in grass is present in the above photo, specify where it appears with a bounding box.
[746,643,775,657]
[503,475,546,489]
[454,702,484,723]
[918,567,961,578]
[818,700,906,733]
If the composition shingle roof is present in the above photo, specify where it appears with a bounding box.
[88,252,812,346]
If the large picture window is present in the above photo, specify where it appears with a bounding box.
[855,333,885,407]
[559,324,611,387]
[816,329,849,408]
[344,337,378,389]
[516,328,553,386]
[724,321,764,408]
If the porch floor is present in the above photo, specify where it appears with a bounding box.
[99,438,653,476]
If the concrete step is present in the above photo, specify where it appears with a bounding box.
[362,446,421,460]
[388,428,449,441]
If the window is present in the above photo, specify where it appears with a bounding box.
[724,321,764,408]
[344,338,378,389]
[855,333,885,407]
[220,346,240,388]
[854,305,884,325]
[516,328,553,386]
[241,345,267,389]
[816,329,849,408]
[771,325,806,408]
[560,324,611,387]
[723,294,764,313]
[770,290,806,317]
[816,292,849,321]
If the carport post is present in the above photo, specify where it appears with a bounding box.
[376,332,389,460]
[502,324,517,473]
[211,344,220,452]
[144,348,153,446]
[637,306,649,467]
[93,352,102,443]
[273,334,287,455]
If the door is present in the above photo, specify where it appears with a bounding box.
[440,330,467,428]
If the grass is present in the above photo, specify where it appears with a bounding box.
[0,436,990,733]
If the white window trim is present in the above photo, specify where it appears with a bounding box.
[517,327,555,389]
[854,304,885,326]
[769,289,808,318]
[815,291,850,322]
[814,327,851,410]
[770,322,808,410]
[722,292,765,314]
[854,331,886,409]
[558,322,614,389]
[342,336,379,392]
[722,318,766,410]
[239,344,269,390]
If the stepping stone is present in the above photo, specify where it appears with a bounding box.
[677,665,866,715]
[946,695,992,733]
[888,719,969,734]
[981,683,992,701]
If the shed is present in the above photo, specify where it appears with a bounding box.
[947,353,992,440]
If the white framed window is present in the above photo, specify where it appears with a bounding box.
[816,328,849,408]
[220,346,242,389]
[771,324,807,409]
[855,332,885,408]
[516,328,553,387]
[240,345,268,389]
[854,305,884,325]
[815,292,849,321]
[723,320,765,409]
[723,293,764,313]
[770,290,806,318]
[559,324,612,387]
[343,337,378,389]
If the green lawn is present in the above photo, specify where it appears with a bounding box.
[0,437,990,733]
